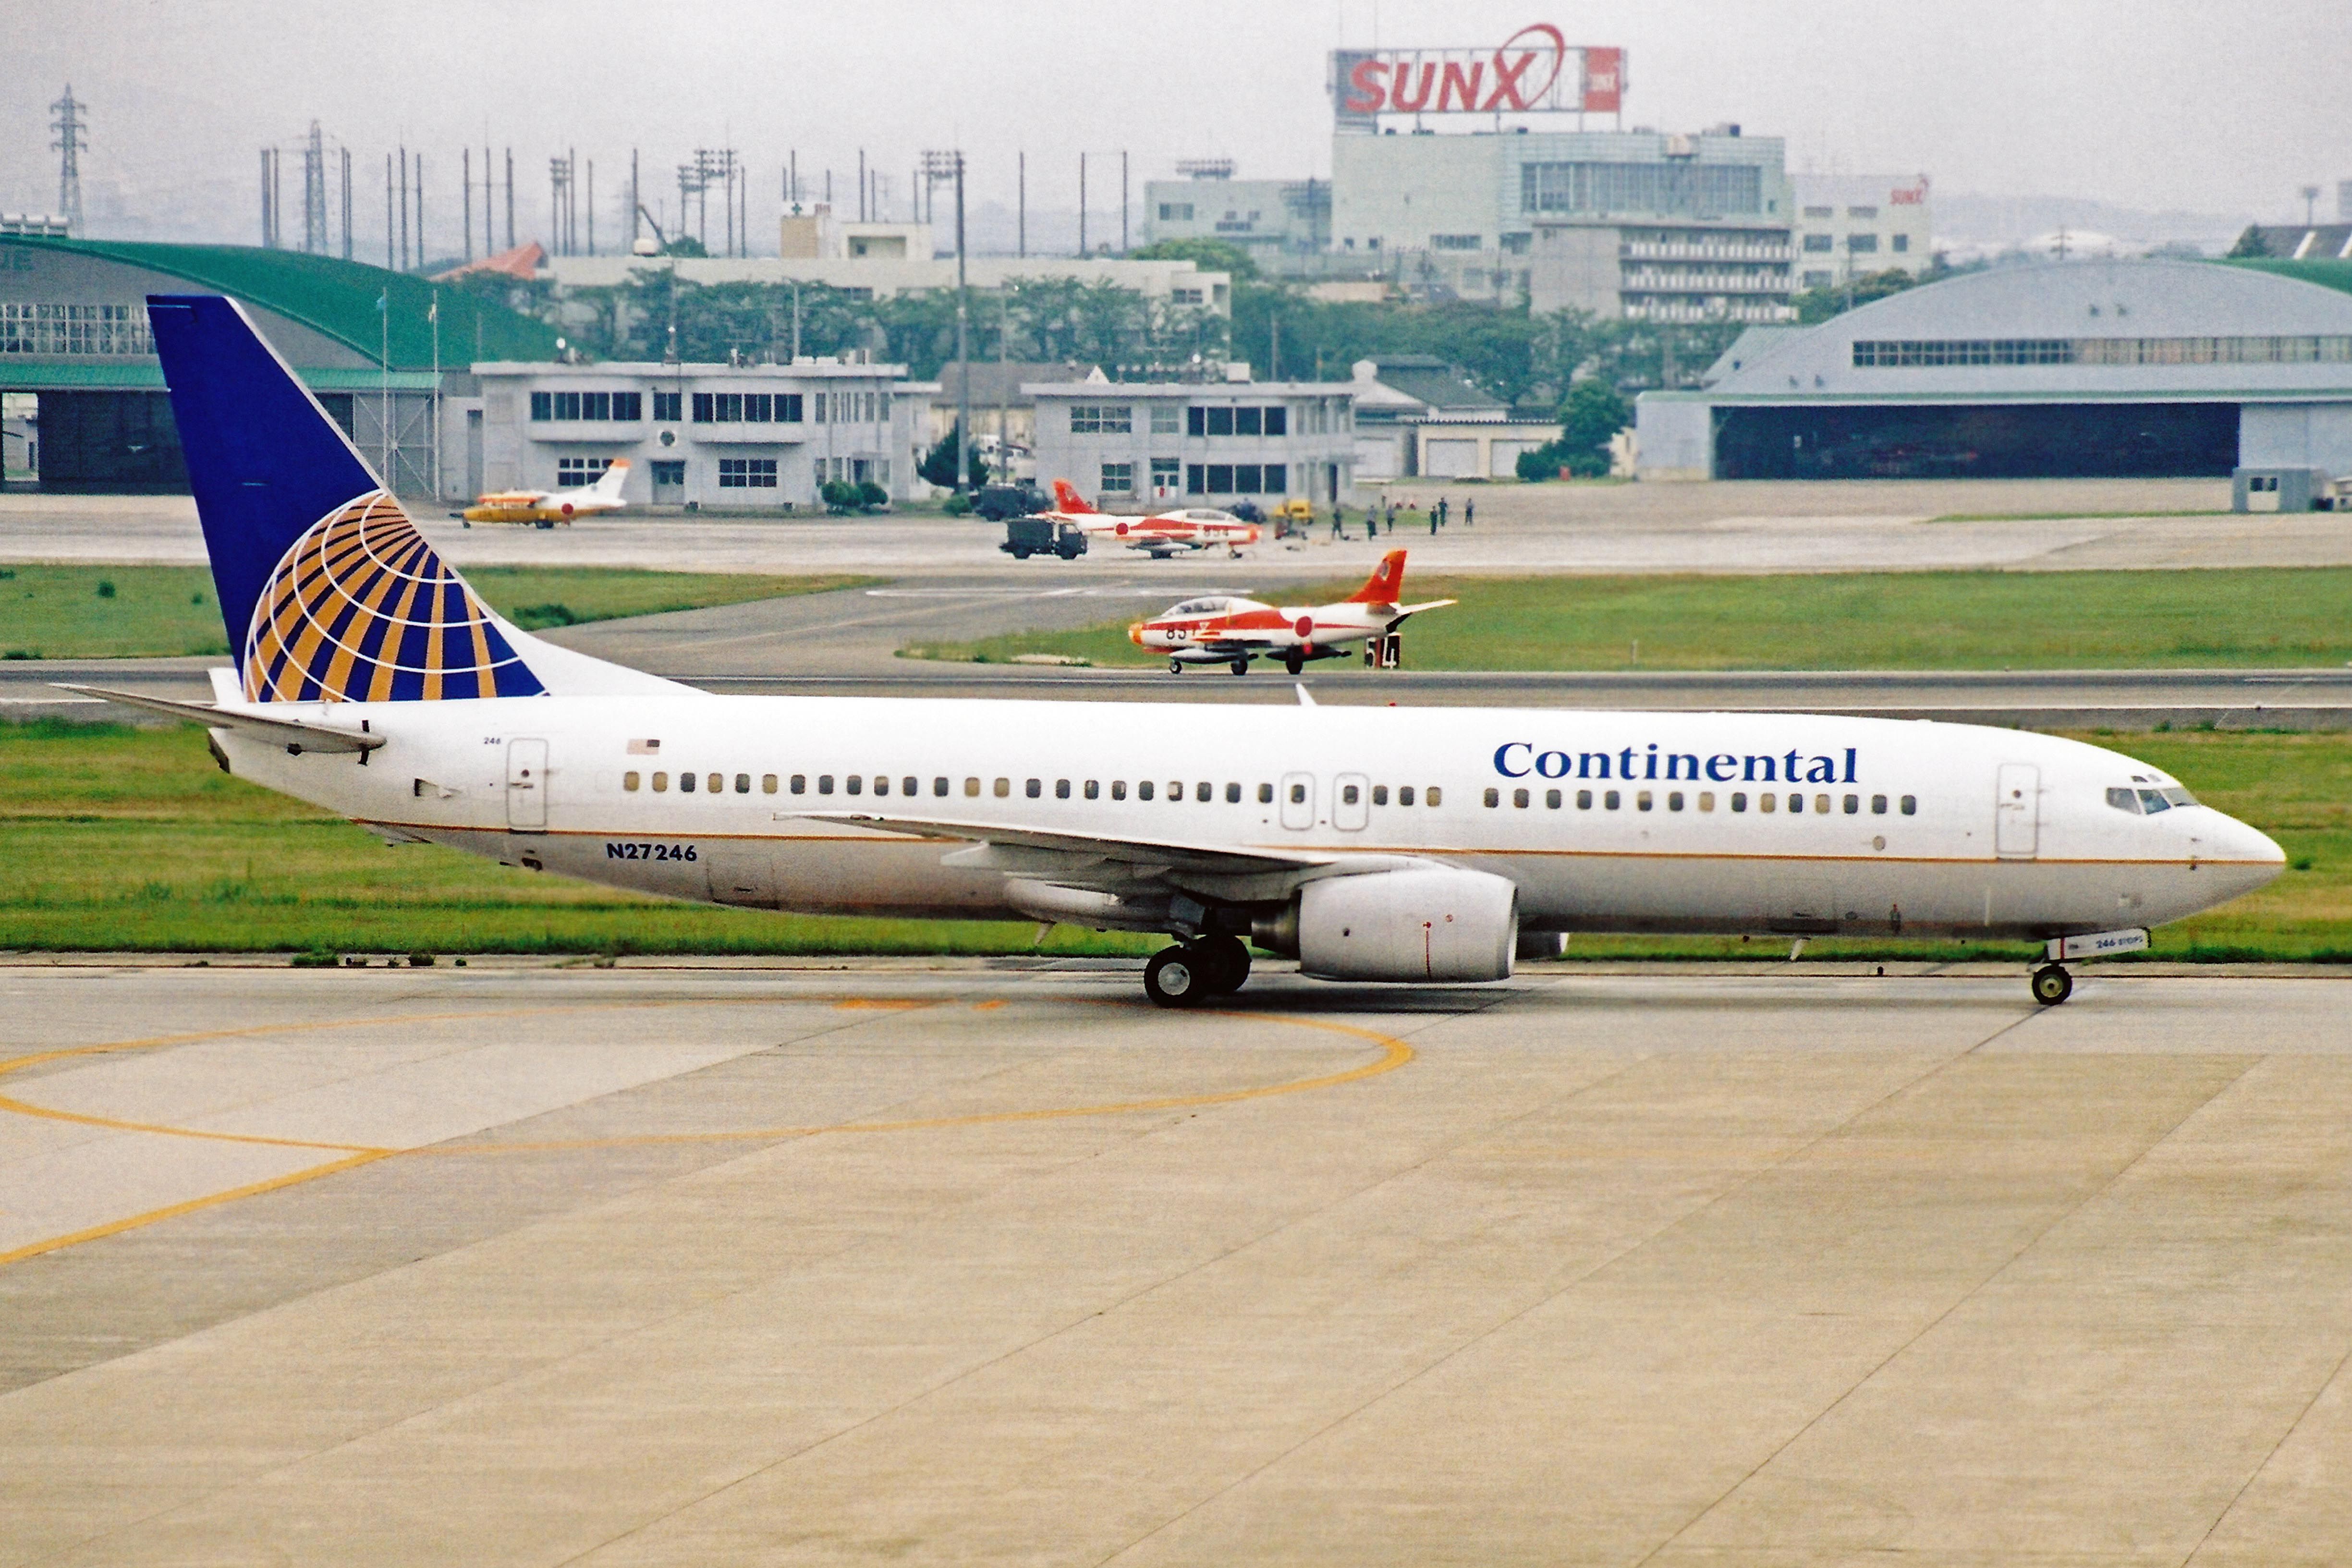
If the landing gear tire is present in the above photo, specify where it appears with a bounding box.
[1193,934,1251,995]
[1144,946,1210,1008]
[1284,652,1304,676]
[2031,964,2074,1006]
[1168,658,1185,676]
[1229,658,1250,677]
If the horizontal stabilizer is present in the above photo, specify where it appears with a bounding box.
[55,685,385,754]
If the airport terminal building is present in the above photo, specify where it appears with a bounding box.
[1635,259,2352,487]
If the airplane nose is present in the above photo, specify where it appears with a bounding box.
[2214,812,2288,874]
[1128,622,1146,647]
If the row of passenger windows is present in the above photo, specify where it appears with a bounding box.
[1482,786,1918,816]
[609,770,1917,819]
[619,771,1448,805]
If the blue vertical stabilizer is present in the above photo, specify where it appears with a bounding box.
[146,293,545,702]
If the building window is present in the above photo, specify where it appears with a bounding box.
[1206,464,1233,492]
[1803,205,1834,219]
[0,302,153,357]
[530,391,551,420]
[652,390,682,422]
[1069,403,1132,434]
[1847,205,1878,219]
[1803,270,1833,288]
[691,392,714,422]
[1265,406,1288,436]
[1205,407,1234,436]
[1151,405,1181,434]
[1149,457,1180,492]
[1432,233,1482,250]
[1262,463,1286,493]
[1171,287,1204,305]
[1100,462,1133,493]
[1521,161,1763,218]
[1186,463,1206,494]
[556,457,614,486]
[780,393,804,421]
[1235,407,1261,437]
[649,459,684,488]
[1187,406,1206,437]
[718,458,778,487]
[1159,202,1194,221]
[1802,233,1834,252]
[1847,233,1879,254]
[1892,233,1910,253]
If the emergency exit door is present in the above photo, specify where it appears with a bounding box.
[1280,772,1316,830]
[506,739,548,831]
[1995,763,2038,858]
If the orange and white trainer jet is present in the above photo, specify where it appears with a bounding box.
[463,459,631,525]
[1041,479,1261,558]
[1130,549,1455,676]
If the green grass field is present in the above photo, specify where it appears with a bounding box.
[1,717,2342,962]
[0,565,872,658]
[906,568,2352,672]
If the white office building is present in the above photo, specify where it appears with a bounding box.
[1026,375,1358,509]
[469,358,935,510]
[1792,174,1935,289]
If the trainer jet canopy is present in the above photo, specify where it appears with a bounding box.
[1038,478,1260,558]
[1131,548,1455,676]
[463,458,631,526]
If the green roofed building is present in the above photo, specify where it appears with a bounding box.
[0,236,557,495]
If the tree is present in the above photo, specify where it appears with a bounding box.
[1558,378,1632,467]
[919,423,987,490]
[1126,238,1257,281]
[2226,226,2271,259]
[1791,267,1925,325]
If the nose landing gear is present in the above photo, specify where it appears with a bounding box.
[2030,964,2074,1006]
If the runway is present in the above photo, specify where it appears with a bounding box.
[5,960,2352,1565]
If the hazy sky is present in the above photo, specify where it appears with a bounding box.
[4,0,2348,246]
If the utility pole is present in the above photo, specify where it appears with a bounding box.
[341,146,353,260]
[463,146,473,262]
[631,148,640,248]
[398,147,409,270]
[384,153,394,269]
[587,159,596,256]
[49,86,87,236]
[259,150,274,248]
[416,155,425,270]
[1121,150,1128,253]
[504,147,514,251]
[1018,151,1026,259]
[1079,153,1087,257]
[926,150,971,493]
[858,148,866,222]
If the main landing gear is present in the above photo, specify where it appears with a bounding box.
[1143,935,1252,1008]
[2030,964,2074,1007]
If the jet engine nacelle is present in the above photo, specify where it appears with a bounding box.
[1294,867,1518,983]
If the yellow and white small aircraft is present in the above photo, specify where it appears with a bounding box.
[463,460,630,525]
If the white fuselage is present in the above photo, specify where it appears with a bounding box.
[215,695,2284,940]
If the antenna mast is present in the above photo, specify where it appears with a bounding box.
[50,85,88,235]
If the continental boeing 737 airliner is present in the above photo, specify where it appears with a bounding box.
[79,296,2285,1008]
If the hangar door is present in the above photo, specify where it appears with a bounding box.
[32,391,188,490]
[1715,402,2238,480]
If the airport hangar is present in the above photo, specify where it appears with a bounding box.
[1634,258,2352,497]
[0,234,552,496]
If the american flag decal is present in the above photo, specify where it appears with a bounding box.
[243,491,545,703]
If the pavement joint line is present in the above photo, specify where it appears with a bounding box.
[561,1001,1482,1567]
[2183,1333,2352,1565]
[0,997,1414,1266]
[1629,1050,2269,1567]
[1096,1018,1999,1565]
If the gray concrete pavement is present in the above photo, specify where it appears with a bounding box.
[8,477,2348,580]
[3,961,2350,1565]
[16,642,2352,729]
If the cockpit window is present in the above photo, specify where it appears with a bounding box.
[2106,787,2143,815]
[2160,786,2197,807]
[2137,789,2172,814]
[1171,598,1226,616]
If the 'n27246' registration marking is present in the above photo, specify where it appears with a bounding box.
[606,841,698,862]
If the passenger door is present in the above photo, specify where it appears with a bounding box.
[1995,763,2039,859]
[1280,771,1316,831]
[1333,772,1370,831]
[506,739,548,832]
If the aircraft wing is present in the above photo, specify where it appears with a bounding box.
[1393,599,1457,619]
[789,810,1337,876]
[56,684,386,753]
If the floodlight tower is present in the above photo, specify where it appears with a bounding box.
[50,85,88,236]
